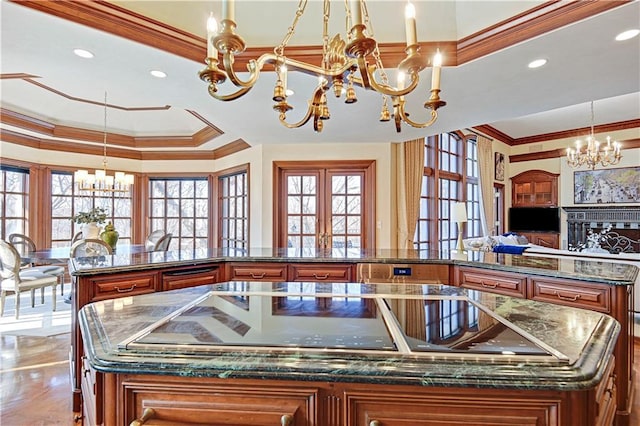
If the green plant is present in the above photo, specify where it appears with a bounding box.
[72,207,108,225]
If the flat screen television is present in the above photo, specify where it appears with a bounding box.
[508,207,560,233]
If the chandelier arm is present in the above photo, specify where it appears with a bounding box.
[395,100,438,129]
[360,63,420,96]
[222,53,261,88]
[208,84,253,101]
[278,88,324,129]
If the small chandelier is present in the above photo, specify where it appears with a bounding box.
[199,0,445,133]
[566,101,622,170]
[74,92,134,195]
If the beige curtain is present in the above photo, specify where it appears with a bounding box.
[477,135,494,236]
[394,139,425,250]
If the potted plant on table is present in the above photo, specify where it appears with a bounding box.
[72,207,107,240]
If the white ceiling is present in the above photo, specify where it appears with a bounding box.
[1,0,639,151]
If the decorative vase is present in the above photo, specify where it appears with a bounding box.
[82,222,102,239]
[100,222,119,250]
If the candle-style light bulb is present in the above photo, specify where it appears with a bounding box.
[404,2,417,47]
[222,0,235,22]
[431,50,442,91]
[397,71,406,90]
[350,0,363,26]
[206,13,218,58]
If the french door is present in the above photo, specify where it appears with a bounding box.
[273,161,375,251]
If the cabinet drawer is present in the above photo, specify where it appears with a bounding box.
[528,278,610,312]
[162,267,220,291]
[457,267,526,298]
[89,272,158,301]
[346,391,558,425]
[124,380,316,425]
[288,264,354,282]
[227,263,287,281]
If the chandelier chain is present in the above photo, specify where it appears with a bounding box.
[274,0,307,58]
[102,92,108,168]
[361,1,391,111]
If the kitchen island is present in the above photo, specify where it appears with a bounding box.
[79,281,619,425]
[69,248,638,425]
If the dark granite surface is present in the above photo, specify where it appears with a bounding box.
[80,281,619,391]
[70,247,639,285]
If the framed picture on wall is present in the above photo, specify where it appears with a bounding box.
[574,166,640,204]
[494,152,505,181]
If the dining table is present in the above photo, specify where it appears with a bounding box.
[23,244,148,264]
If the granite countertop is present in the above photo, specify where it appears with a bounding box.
[80,281,619,391]
[69,247,639,286]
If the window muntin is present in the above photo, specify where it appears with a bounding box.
[51,171,132,247]
[0,166,29,240]
[218,171,248,251]
[150,178,209,251]
[416,133,482,251]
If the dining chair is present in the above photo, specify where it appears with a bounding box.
[145,230,166,251]
[152,233,173,251]
[71,231,83,244]
[70,239,113,258]
[8,233,67,296]
[0,239,59,319]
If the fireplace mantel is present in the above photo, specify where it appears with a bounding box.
[563,206,640,253]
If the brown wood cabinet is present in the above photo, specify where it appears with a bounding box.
[510,169,560,248]
[70,259,635,426]
[84,358,615,426]
[511,169,559,207]
[518,231,559,248]
[453,265,632,426]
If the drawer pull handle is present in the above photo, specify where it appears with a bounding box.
[370,421,381,426]
[481,281,498,289]
[313,273,330,279]
[281,414,293,426]
[130,408,155,426]
[115,284,137,293]
[250,272,266,279]
[553,291,581,302]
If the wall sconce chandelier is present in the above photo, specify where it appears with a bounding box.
[199,0,445,133]
[566,101,622,170]
[74,92,134,195]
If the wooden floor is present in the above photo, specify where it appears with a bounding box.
[1,333,640,425]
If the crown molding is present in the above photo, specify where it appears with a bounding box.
[11,1,626,69]
[475,120,640,147]
[0,107,222,148]
[0,128,250,161]
[509,138,640,163]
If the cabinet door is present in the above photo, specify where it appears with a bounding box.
[123,379,317,426]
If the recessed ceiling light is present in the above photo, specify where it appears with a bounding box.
[528,59,547,69]
[286,89,294,97]
[73,48,94,59]
[150,70,167,78]
[616,29,640,41]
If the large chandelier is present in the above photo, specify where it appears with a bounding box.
[74,92,134,195]
[566,101,622,170]
[199,0,445,133]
